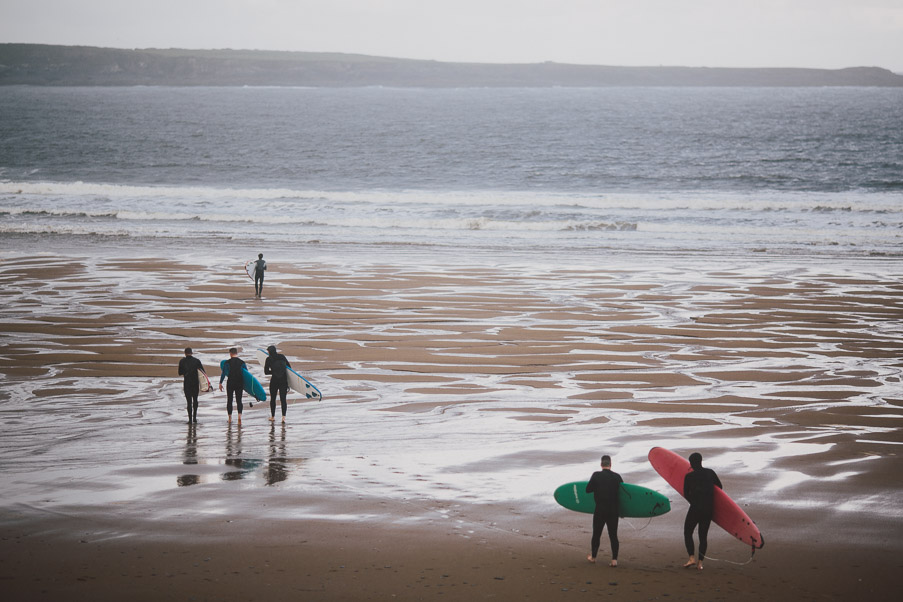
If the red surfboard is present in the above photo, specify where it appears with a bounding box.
[648,447,764,550]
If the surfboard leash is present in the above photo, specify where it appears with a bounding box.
[621,517,654,532]
[703,547,757,566]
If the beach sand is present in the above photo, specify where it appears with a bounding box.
[1,249,902,600]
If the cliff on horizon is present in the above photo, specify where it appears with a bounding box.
[2,44,902,87]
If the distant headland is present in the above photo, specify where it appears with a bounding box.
[2,44,902,87]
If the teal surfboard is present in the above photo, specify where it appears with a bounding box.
[554,481,671,518]
[219,359,266,402]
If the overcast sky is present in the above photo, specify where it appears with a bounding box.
[2,0,902,70]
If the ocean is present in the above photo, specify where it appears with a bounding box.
[1,85,902,259]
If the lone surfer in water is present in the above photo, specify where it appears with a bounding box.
[253,253,266,298]
[683,452,723,571]
[264,345,291,422]
[586,455,623,567]
[178,347,204,424]
[219,347,246,425]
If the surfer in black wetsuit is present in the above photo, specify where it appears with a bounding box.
[264,345,291,422]
[178,347,204,423]
[586,455,624,567]
[219,347,246,425]
[253,253,266,298]
[683,452,723,571]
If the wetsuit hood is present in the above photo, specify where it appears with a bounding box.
[267,345,278,356]
[689,452,703,469]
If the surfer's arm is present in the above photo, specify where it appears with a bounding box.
[713,472,723,490]
[264,357,272,375]
[178,359,186,376]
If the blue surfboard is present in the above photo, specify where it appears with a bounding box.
[219,359,266,402]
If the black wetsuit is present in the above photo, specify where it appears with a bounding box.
[264,351,291,417]
[178,355,204,422]
[586,469,623,560]
[221,357,246,416]
[683,467,723,562]
[254,259,266,297]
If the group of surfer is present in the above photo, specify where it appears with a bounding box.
[185,253,726,572]
[177,345,293,425]
[586,453,721,571]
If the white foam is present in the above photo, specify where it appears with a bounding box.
[2,179,901,256]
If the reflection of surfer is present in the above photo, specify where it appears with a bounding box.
[683,452,723,571]
[264,345,291,422]
[223,418,246,481]
[585,455,623,567]
[177,347,204,423]
[265,422,288,485]
[253,253,266,298]
[219,347,246,425]
[177,423,200,487]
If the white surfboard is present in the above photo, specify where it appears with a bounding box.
[244,260,256,281]
[198,369,212,394]
[255,348,323,401]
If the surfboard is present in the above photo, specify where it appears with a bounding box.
[554,481,671,518]
[219,359,266,402]
[255,348,323,401]
[198,369,212,394]
[648,447,764,549]
[244,260,257,281]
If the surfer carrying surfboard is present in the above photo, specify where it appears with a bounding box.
[585,455,623,567]
[177,347,205,424]
[682,452,723,571]
[253,253,266,298]
[263,345,291,422]
[219,348,246,425]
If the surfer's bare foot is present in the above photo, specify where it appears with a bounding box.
[281,416,285,423]
[610,559,617,567]
[683,557,696,568]
[587,555,596,563]
[227,415,232,423]
[697,561,704,571]
[269,416,274,421]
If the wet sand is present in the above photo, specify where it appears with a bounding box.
[1,250,902,600]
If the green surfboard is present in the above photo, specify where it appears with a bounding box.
[554,481,671,518]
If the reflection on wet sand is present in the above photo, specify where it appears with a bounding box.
[1,254,900,577]
[266,422,289,486]
[173,422,299,487]
[223,422,252,481]
[177,423,199,487]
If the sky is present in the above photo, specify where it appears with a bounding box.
[2,0,902,71]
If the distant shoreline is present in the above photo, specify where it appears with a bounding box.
[2,44,903,87]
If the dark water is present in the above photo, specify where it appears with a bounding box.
[2,86,902,191]
[1,86,901,255]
